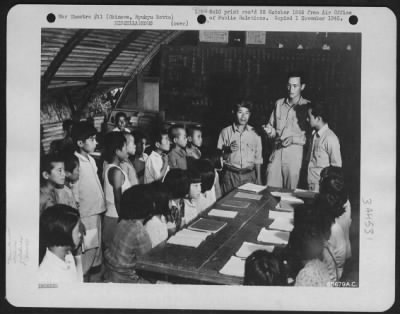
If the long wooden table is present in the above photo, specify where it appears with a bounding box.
[136,187,303,285]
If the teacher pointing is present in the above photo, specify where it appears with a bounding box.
[263,72,310,190]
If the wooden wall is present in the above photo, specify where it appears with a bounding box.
[159,43,361,195]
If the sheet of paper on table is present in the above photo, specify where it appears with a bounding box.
[235,241,274,258]
[269,210,294,221]
[176,228,211,240]
[208,208,238,218]
[237,182,267,193]
[219,256,245,277]
[294,188,318,199]
[257,228,290,245]
[268,217,294,232]
[167,232,205,248]
[234,191,263,200]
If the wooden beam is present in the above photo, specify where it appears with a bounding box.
[42,29,91,91]
[77,30,143,113]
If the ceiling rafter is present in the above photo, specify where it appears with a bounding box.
[42,29,91,91]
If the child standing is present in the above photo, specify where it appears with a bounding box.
[40,154,65,214]
[102,132,132,249]
[113,112,131,133]
[144,129,170,183]
[168,124,188,170]
[39,204,83,284]
[120,132,139,186]
[71,121,106,280]
[217,101,263,195]
[306,102,342,191]
[63,153,80,207]
[132,131,149,184]
[186,126,202,160]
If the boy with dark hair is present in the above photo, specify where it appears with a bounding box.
[168,124,188,170]
[40,153,65,213]
[144,128,170,183]
[186,125,202,160]
[263,71,310,190]
[306,102,342,192]
[71,121,105,281]
[217,100,263,194]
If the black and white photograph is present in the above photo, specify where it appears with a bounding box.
[6,5,396,311]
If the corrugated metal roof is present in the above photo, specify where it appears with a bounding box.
[41,28,180,106]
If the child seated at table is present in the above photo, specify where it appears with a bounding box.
[144,182,170,248]
[162,169,189,233]
[290,205,332,287]
[316,168,351,281]
[103,184,153,283]
[168,124,188,170]
[39,204,83,284]
[40,153,65,213]
[183,167,202,225]
[120,132,139,186]
[132,130,149,184]
[191,159,217,213]
[243,250,288,286]
[144,128,170,183]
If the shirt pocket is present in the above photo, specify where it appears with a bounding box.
[314,146,329,167]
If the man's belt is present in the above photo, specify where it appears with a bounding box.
[224,164,255,174]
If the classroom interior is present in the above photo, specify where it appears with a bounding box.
[40,29,361,285]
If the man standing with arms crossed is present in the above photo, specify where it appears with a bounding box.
[263,72,310,189]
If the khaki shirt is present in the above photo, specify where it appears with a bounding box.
[267,97,310,145]
[217,124,263,169]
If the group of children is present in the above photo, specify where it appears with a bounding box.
[39,112,220,284]
[39,92,349,286]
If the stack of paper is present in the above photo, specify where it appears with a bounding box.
[257,228,290,245]
[188,218,227,234]
[208,209,238,219]
[268,217,294,232]
[238,183,267,193]
[235,241,274,258]
[269,210,294,221]
[234,191,263,200]
[294,188,318,199]
[219,256,245,277]
[167,228,210,247]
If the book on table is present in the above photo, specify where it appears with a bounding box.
[188,218,227,234]
[237,182,267,194]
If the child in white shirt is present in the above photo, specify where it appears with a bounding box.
[144,129,170,183]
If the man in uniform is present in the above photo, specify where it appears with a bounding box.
[263,72,310,189]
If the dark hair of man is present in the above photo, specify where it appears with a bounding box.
[287,71,306,85]
[307,101,330,123]
[232,100,253,114]
[163,169,190,199]
[62,119,74,132]
[102,131,127,163]
[40,204,80,248]
[243,250,288,286]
